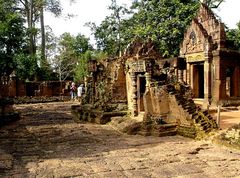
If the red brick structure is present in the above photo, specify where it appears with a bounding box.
[179,3,240,107]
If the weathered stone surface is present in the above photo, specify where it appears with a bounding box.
[0,102,240,177]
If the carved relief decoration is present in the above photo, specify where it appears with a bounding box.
[185,52,205,63]
[126,60,146,73]
[180,3,226,56]
[180,22,205,55]
[124,38,162,60]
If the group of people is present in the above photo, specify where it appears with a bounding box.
[70,82,85,102]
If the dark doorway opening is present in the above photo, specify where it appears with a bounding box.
[193,64,204,98]
[137,75,146,113]
[198,64,204,98]
[226,67,235,97]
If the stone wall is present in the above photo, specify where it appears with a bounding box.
[144,86,170,120]
[143,83,218,138]
[1,81,69,97]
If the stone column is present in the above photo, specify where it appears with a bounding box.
[203,54,212,109]
[145,72,151,88]
[130,72,137,116]
[190,64,194,89]
[186,63,191,85]
[183,70,187,83]
[178,70,184,83]
[175,68,178,81]
[212,51,224,105]
[233,66,240,97]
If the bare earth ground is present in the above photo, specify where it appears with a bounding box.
[0,102,240,178]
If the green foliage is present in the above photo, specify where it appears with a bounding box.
[74,50,108,82]
[14,54,39,80]
[73,34,93,55]
[226,22,240,50]
[74,50,92,82]
[88,0,199,58]
[128,0,199,57]
[53,32,93,81]
[0,0,27,77]
[86,0,130,57]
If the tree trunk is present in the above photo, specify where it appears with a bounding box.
[40,6,46,66]
[24,0,36,55]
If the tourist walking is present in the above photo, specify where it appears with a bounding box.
[70,82,77,100]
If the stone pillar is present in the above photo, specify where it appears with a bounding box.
[203,54,212,109]
[175,68,178,81]
[178,70,184,83]
[183,70,187,83]
[145,72,151,88]
[212,52,224,104]
[186,63,190,85]
[233,66,240,97]
[190,64,194,89]
[130,72,137,116]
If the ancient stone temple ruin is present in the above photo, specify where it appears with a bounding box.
[72,38,218,138]
[179,3,240,107]
[72,3,240,138]
[124,38,163,116]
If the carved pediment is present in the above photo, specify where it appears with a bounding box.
[180,21,206,55]
[124,38,162,60]
[180,3,226,56]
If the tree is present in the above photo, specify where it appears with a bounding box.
[39,0,62,63]
[52,33,76,81]
[88,0,199,58]
[14,54,39,80]
[86,0,130,57]
[16,0,62,65]
[127,0,200,57]
[52,33,93,82]
[226,21,240,50]
[0,0,26,79]
[200,0,224,8]
[74,50,92,82]
[73,34,93,55]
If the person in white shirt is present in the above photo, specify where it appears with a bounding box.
[77,84,84,103]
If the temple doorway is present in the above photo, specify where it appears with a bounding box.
[226,67,235,97]
[192,63,204,98]
[137,75,146,114]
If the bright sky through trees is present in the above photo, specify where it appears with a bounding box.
[45,0,240,39]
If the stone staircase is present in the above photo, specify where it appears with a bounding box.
[167,85,218,137]
[138,122,178,137]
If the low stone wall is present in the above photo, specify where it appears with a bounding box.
[13,96,70,104]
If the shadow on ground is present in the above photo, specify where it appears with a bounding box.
[0,102,192,177]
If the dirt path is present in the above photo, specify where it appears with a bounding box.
[0,102,240,178]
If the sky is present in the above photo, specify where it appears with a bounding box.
[45,0,240,41]
[44,0,132,39]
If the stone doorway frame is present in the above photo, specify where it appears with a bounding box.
[192,63,204,98]
[137,74,146,114]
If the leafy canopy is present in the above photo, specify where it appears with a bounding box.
[0,0,27,77]
[89,0,199,58]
